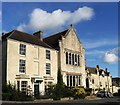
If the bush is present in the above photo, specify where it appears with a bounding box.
[2,83,34,101]
[85,88,92,96]
[73,87,86,99]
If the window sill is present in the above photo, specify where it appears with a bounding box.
[20,54,26,57]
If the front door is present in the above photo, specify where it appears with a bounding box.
[34,83,39,96]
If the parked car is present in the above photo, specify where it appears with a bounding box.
[96,91,113,98]
[107,91,113,98]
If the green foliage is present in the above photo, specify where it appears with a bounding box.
[73,87,86,99]
[2,82,34,101]
[52,69,65,100]
[57,69,63,84]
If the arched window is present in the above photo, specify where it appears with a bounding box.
[66,52,68,64]
[69,53,71,64]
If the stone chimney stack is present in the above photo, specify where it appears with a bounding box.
[105,68,108,72]
[96,65,100,70]
[33,31,43,41]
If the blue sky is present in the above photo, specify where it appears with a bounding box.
[2,2,119,77]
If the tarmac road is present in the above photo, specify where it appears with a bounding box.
[1,96,120,105]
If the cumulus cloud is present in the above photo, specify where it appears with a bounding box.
[104,52,118,63]
[17,6,94,32]
[104,47,120,64]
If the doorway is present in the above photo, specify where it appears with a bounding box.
[34,82,40,96]
[86,78,89,88]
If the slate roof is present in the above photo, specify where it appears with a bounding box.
[43,29,68,50]
[2,30,53,49]
[99,69,105,75]
[86,67,97,74]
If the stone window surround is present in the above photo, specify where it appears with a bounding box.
[67,75,81,87]
[66,52,81,66]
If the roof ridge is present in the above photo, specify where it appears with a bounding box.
[44,29,68,39]
[14,30,32,36]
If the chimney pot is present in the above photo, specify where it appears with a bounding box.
[105,68,108,72]
[96,65,100,70]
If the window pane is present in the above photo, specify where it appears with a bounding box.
[19,60,26,73]
[67,75,69,86]
[73,76,75,86]
[46,63,51,74]
[78,55,80,66]
[70,76,72,86]
[69,53,71,64]
[66,52,68,64]
[75,54,77,66]
[72,54,74,65]
[46,50,50,60]
[21,81,27,94]
[20,44,26,55]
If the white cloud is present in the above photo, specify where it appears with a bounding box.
[17,6,94,32]
[83,39,117,49]
[104,47,120,64]
[104,52,118,63]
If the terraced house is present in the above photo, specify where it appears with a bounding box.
[86,65,112,94]
[2,24,112,96]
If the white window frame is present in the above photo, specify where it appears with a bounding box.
[46,63,51,74]
[21,81,27,94]
[20,44,26,55]
[19,59,26,74]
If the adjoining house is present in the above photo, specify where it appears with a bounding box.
[112,77,120,93]
[2,25,86,95]
[85,65,112,94]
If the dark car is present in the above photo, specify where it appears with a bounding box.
[96,91,113,98]
[96,91,107,98]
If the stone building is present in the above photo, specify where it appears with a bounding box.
[86,65,112,93]
[2,24,113,96]
[2,30,58,95]
[2,25,86,95]
[44,24,86,88]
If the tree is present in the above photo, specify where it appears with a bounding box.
[53,69,65,100]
